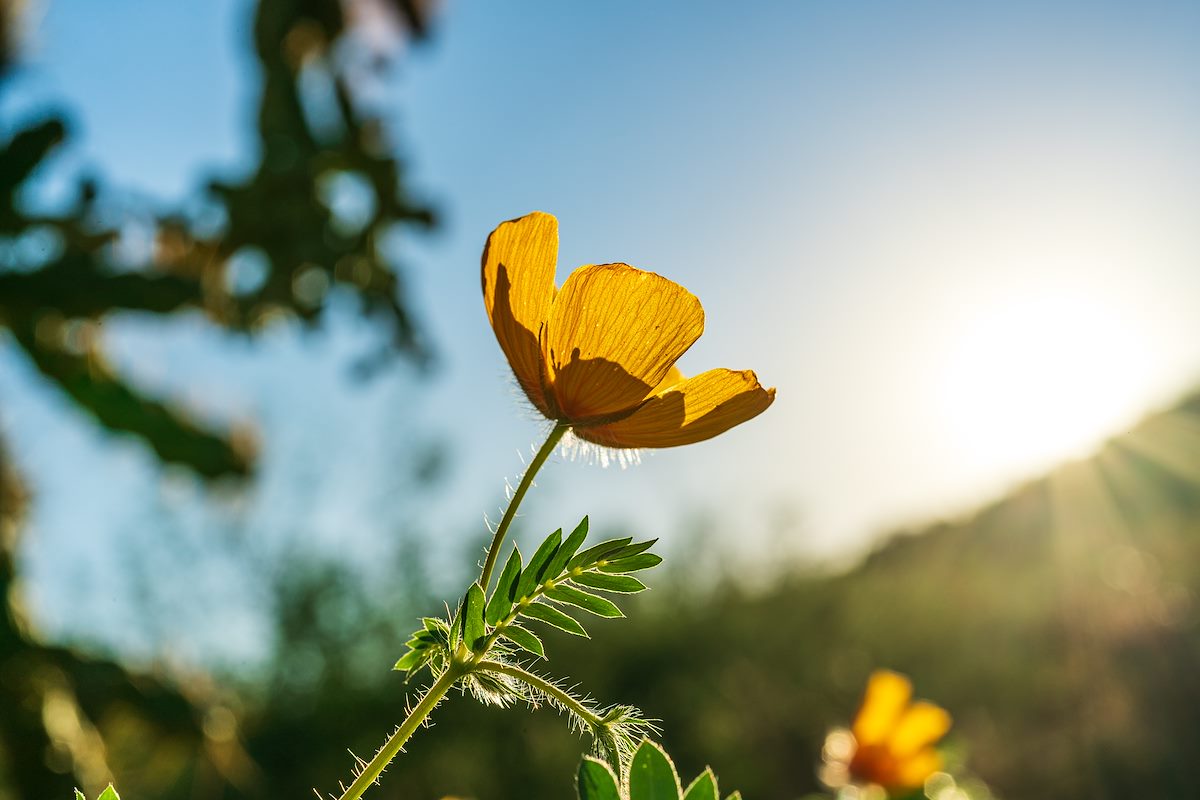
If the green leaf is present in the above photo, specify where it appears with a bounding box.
[522,601,588,637]
[98,788,121,800]
[408,631,440,649]
[682,769,718,800]
[578,756,622,800]
[487,547,523,624]
[607,539,658,560]
[569,537,633,570]
[74,792,86,800]
[628,739,681,800]
[573,572,647,593]
[462,582,487,651]
[724,793,743,800]
[516,528,563,600]
[499,624,546,658]
[448,599,462,651]
[545,585,624,618]
[393,649,422,672]
[545,516,589,578]
[598,553,663,573]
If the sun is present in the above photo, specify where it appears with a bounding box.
[938,290,1154,478]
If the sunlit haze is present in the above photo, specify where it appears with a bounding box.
[939,289,1156,476]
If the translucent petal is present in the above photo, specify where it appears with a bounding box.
[482,211,558,415]
[651,365,685,395]
[575,368,774,448]
[544,263,703,420]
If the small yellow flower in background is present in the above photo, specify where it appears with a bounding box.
[822,670,952,797]
[481,211,774,447]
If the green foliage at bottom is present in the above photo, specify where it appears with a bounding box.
[578,740,742,800]
[75,787,120,800]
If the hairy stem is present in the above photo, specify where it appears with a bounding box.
[335,666,461,800]
[477,659,602,727]
[332,426,571,799]
[478,423,569,591]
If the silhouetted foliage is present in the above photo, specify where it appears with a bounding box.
[0,0,435,794]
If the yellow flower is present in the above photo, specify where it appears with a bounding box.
[845,670,952,793]
[481,211,774,447]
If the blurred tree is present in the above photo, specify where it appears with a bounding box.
[0,0,436,794]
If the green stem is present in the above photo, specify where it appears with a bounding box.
[478,423,569,592]
[335,666,461,800]
[333,426,570,799]
[473,571,558,659]
[477,659,602,727]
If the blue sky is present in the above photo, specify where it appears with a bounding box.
[4,0,1200,663]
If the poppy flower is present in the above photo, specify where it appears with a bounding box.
[832,670,952,794]
[481,211,774,447]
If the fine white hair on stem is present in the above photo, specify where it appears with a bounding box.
[482,422,564,573]
[560,430,644,470]
[499,372,647,470]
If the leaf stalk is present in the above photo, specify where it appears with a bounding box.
[476,659,603,728]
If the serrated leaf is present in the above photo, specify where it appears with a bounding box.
[98,788,121,800]
[499,624,546,658]
[682,769,718,800]
[607,539,658,560]
[569,537,633,570]
[522,601,588,636]
[578,756,622,800]
[598,553,663,573]
[393,649,422,672]
[629,739,681,800]
[516,528,563,600]
[487,547,523,624]
[422,617,446,633]
[545,516,589,578]
[573,572,648,594]
[462,582,487,651]
[545,585,624,618]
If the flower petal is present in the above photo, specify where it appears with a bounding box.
[574,368,774,448]
[852,670,912,748]
[544,263,704,420]
[893,747,943,789]
[482,211,558,415]
[651,365,685,395]
[887,701,951,758]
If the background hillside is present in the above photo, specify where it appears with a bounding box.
[210,392,1200,800]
